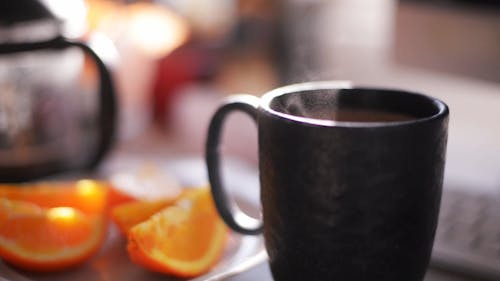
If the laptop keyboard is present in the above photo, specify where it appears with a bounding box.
[431,188,500,281]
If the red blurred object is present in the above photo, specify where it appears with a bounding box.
[151,41,220,127]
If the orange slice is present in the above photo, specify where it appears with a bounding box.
[111,198,179,235]
[106,185,136,209]
[127,188,228,277]
[0,198,43,223]
[0,200,106,272]
[0,180,109,215]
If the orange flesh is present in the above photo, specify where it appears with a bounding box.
[127,188,228,277]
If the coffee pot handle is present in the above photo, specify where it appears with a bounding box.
[206,95,263,235]
[0,36,116,171]
[58,38,117,170]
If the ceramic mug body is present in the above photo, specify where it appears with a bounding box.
[206,81,449,281]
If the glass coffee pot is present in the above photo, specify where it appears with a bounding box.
[0,0,116,182]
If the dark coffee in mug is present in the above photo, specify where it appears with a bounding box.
[293,107,416,122]
[334,108,416,122]
[270,89,418,122]
[206,82,449,281]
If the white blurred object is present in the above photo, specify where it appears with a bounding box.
[87,32,119,69]
[124,3,190,59]
[41,0,88,38]
[110,162,182,200]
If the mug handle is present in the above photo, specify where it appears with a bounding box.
[0,36,117,170]
[206,95,263,235]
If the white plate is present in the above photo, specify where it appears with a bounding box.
[0,156,267,281]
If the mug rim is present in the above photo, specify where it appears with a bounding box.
[259,81,449,128]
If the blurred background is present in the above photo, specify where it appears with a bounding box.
[1,0,500,190]
[107,0,500,194]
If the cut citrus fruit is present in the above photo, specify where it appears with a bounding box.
[107,185,136,209]
[111,197,180,235]
[0,198,43,223]
[0,199,106,272]
[127,188,228,277]
[0,180,109,215]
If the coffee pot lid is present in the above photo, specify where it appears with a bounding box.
[0,0,56,26]
[0,0,62,43]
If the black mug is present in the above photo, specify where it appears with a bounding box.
[206,81,449,281]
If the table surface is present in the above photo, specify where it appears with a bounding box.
[229,262,483,281]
